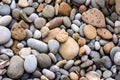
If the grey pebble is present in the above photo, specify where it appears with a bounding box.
[10,0,16,9]
[100,47,105,56]
[23,7,35,15]
[69,66,80,72]
[49,53,57,63]
[33,30,41,39]
[71,24,79,32]
[99,39,108,46]
[60,68,69,75]
[91,0,99,8]
[50,65,60,72]
[17,43,24,49]
[28,0,33,6]
[4,39,13,48]
[29,13,39,22]
[0,5,10,15]
[32,2,39,8]
[67,29,74,36]
[103,70,112,78]
[45,0,52,3]
[33,70,42,78]
[75,13,82,20]
[1,48,14,57]
[102,7,109,16]
[115,74,120,80]
[64,60,74,70]
[60,25,66,30]
[70,8,76,20]
[95,36,101,41]
[115,21,120,27]
[106,25,114,33]
[84,45,91,55]
[42,69,55,79]
[24,55,37,73]
[60,75,70,80]
[95,0,105,8]
[114,27,120,34]
[2,78,12,80]
[73,0,86,4]
[0,15,12,26]
[0,54,9,60]
[72,20,81,26]
[95,41,101,50]
[102,56,112,69]
[90,51,100,59]
[114,52,120,65]
[55,53,63,61]
[110,12,118,22]
[29,24,36,33]
[80,60,93,68]
[81,55,88,62]
[38,0,44,3]
[27,38,48,53]
[106,17,114,27]
[63,16,71,27]
[48,39,60,54]
[85,0,91,6]
[12,9,20,20]
[113,34,118,44]
[55,72,61,80]
[111,65,117,74]
[80,69,85,77]
[79,24,86,37]
[96,70,102,77]
[25,29,33,39]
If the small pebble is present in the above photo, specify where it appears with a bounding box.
[42,69,55,79]
[103,70,112,78]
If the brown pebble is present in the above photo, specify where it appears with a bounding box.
[11,23,26,40]
[103,42,115,54]
[70,72,79,80]
[79,77,88,80]
[19,20,29,29]
[97,28,112,39]
[41,75,49,80]
[79,46,85,56]
[40,26,50,38]
[59,2,72,16]
[108,0,115,5]
[74,60,81,66]
[56,0,61,3]
[56,60,67,67]
[36,3,44,12]
[72,33,80,40]
[56,29,68,42]
[79,5,87,13]
[78,37,86,46]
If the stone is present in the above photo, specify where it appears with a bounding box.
[90,51,100,59]
[42,5,54,18]
[63,16,71,27]
[72,20,81,26]
[54,3,59,15]
[80,60,93,68]
[4,39,13,48]
[48,39,60,54]
[12,9,20,20]
[95,41,101,50]
[115,21,120,27]
[11,23,26,40]
[34,17,46,29]
[70,8,76,20]
[59,2,72,16]
[114,52,120,65]
[36,3,44,12]
[19,48,31,59]
[1,49,14,57]
[86,71,100,80]
[40,26,49,38]
[82,8,105,27]
[115,0,120,15]
[33,30,41,39]
[43,28,61,42]
[64,60,74,70]
[2,0,11,4]
[97,28,112,39]
[0,15,12,26]
[37,53,51,68]
[79,5,87,13]
[73,0,86,4]
[60,68,69,75]
[103,70,112,78]
[18,0,29,7]
[71,24,79,32]
[83,25,97,39]
[0,26,11,44]
[46,17,63,29]
[23,7,35,15]
[103,42,115,54]
[75,13,82,20]
[10,0,16,9]
[0,5,10,15]
[79,77,88,80]
[59,37,79,60]
[24,55,37,73]
[95,0,105,8]
[49,53,57,63]
[56,29,68,42]
[19,20,29,29]
[79,46,85,56]
[69,72,79,80]
[78,37,86,46]
[56,60,67,67]
[50,65,60,72]
[27,38,48,53]
[42,69,55,79]
[102,56,112,69]
[11,40,20,54]
[7,56,24,79]
[84,45,91,55]
[29,13,39,22]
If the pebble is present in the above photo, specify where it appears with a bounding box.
[102,56,112,69]
[69,72,79,80]
[79,5,87,13]
[33,30,41,39]
[111,65,117,73]
[115,0,120,15]
[80,60,93,68]
[79,46,85,56]
[25,29,33,39]
[17,43,24,49]
[36,3,44,13]
[27,38,48,53]
[12,9,20,20]
[75,13,82,20]
[0,5,10,15]
[63,16,71,27]
[110,12,118,22]
[29,13,39,22]
[48,39,60,54]
[59,2,72,16]
[60,75,70,80]
[60,68,69,75]
[19,20,29,29]
[82,8,105,27]
[48,53,57,63]
[90,51,100,59]
[67,29,74,36]
[41,75,49,80]
[19,48,31,59]
[59,37,79,60]
[7,56,24,79]
[84,45,91,55]
[115,21,120,27]
[78,37,86,46]
[50,65,60,72]
[113,34,118,44]
[24,55,37,73]
[95,0,105,8]
[42,5,54,18]
[2,0,11,4]
[38,0,44,3]
[0,15,12,26]
[72,20,81,26]
[97,28,112,39]
[33,70,42,78]
[23,7,35,15]
[73,0,86,4]
[4,39,13,48]
[103,70,112,78]
[10,0,16,9]
[70,8,76,20]
[79,24,86,37]
[1,48,14,57]
[79,77,88,80]
[64,60,74,70]
[46,17,63,29]
[86,71,100,80]
[42,69,55,79]
[37,53,51,68]
[56,60,67,67]
[81,55,88,62]
[0,26,11,44]
[18,0,29,7]
[95,41,101,50]
[114,52,120,65]
[83,25,97,39]
[106,17,114,27]
[71,24,79,32]
[56,29,68,42]
[40,26,49,38]
[11,23,26,40]
[85,0,91,6]
[32,2,39,8]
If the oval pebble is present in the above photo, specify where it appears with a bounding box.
[71,24,79,32]
[1,48,14,57]
[42,69,55,79]
[0,15,12,26]
[33,30,41,39]
[0,5,10,15]
[64,60,74,70]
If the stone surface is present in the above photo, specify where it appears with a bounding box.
[59,2,72,16]
[0,26,11,44]
[83,25,97,39]
[24,55,37,73]
[59,37,79,60]
[7,56,24,79]
[0,15,12,26]
[82,8,105,27]
[23,7,35,15]
[97,28,112,39]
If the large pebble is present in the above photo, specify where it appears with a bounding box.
[27,38,48,52]
[102,56,112,69]
[40,26,49,38]
[86,71,100,80]
[59,37,79,60]
[42,5,54,18]
[1,48,14,57]
[114,52,120,65]
[33,30,41,39]
[7,56,24,79]
[0,5,10,15]
[73,0,86,4]
[63,16,71,27]
[18,0,29,7]
[83,25,97,39]
[37,53,51,68]
[42,69,55,79]
[103,42,114,54]
[0,26,11,44]
[115,0,120,15]
[69,72,79,80]
[24,55,37,73]
[103,70,112,78]
[82,8,105,27]
[0,15,12,26]
[23,7,35,15]
[48,39,60,54]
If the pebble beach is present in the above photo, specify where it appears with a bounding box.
[0,0,120,80]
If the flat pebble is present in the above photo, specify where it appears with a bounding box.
[48,53,57,63]
[71,24,79,32]
[80,60,93,68]
[64,60,74,70]
[115,21,120,27]
[103,70,112,78]
[29,13,39,22]
[0,15,12,26]
[72,20,81,26]
[19,48,31,59]
[114,52,120,65]
[60,68,69,75]
[0,5,10,15]
[86,71,100,80]
[27,38,48,53]
[102,56,112,69]
[24,55,37,73]
[84,45,91,55]
[75,13,82,20]
[4,39,13,47]
[50,65,60,72]
[33,30,41,39]
[40,26,49,38]
[81,55,88,62]
[70,8,76,20]
[69,72,79,80]
[90,51,100,59]
[42,69,55,79]
[94,41,101,50]
[63,16,71,27]
[23,7,35,15]
[1,48,14,57]
[10,0,16,9]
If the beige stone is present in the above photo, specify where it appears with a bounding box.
[18,0,28,7]
[70,72,79,80]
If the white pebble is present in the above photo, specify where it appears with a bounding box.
[17,43,24,49]
[95,41,101,50]
[1,48,14,57]
[33,30,41,39]
[71,24,79,32]
[84,45,91,55]
[75,13,82,20]
[115,21,120,27]
[4,39,13,47]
